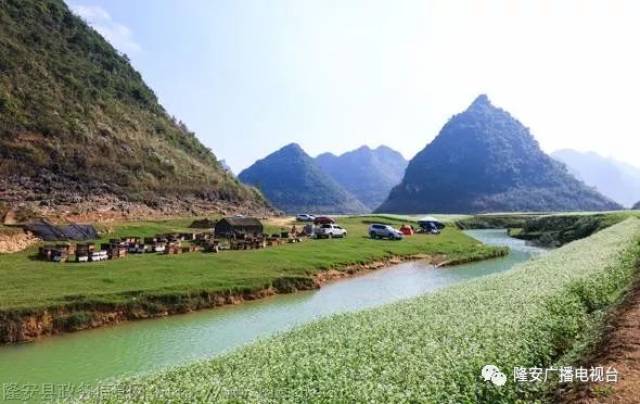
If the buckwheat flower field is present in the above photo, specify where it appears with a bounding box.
[84,219,640,403]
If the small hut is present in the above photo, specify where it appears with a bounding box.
[215,217,263,238]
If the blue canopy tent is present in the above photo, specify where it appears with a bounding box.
[417,216,445,233]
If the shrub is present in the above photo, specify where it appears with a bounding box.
[54,311,92,331]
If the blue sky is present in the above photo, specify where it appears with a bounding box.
[68,0,640,173]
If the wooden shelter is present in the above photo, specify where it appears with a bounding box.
[214,217,264,238]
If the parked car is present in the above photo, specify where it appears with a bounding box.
[368,224,403,240]
[315,224,347,239]
[314,216,336,225]
[296,214,316,222]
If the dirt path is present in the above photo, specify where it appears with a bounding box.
[557,278,640,403]
[266,216,296,227]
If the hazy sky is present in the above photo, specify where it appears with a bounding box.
[68,0,639,173]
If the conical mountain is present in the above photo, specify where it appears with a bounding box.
[239,144,368,214]
[376,95,622,213]
[316,145,407,210]
[0,0,270,219]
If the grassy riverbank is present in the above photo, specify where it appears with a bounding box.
[514,211,640,246]
[457,211,640,247]
[87,218,640,403]
[0,215,503,342]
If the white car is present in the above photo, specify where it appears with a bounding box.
[315,224,347,239]
[296,214,316,222]
[368,224,403,240]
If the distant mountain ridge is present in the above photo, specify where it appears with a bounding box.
[238,144,368,214]
[0,0,270,219]
[315,145,407,210]
[551,149,640,208]
[376,95,621,214]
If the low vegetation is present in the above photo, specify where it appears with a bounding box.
[85,218,640,403]
[455,213,540,230]
[0,225,22,236]
[514,211,640,246]
[0,216,500,334]
[457,211,640,247]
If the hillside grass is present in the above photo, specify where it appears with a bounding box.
[0,0,263,205]
[0,216,500,312]
[85,218,640,403]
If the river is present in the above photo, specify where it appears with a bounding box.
[0,229,544,387]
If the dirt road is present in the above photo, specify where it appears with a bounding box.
[557,278,640,403]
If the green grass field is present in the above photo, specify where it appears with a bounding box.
[88,218,640,403]
[0,216,500,312]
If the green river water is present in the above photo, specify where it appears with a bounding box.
[0,229,544,390]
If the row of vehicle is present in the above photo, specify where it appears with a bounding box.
[369,221,443,239]
[297,213,444,241]
[297,214,346,238]
[314,223,428,240]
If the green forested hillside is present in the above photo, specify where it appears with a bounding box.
[0,0,268,217]
[377,95,622,214]
[315,145,407,210]
[239,144,368,214]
